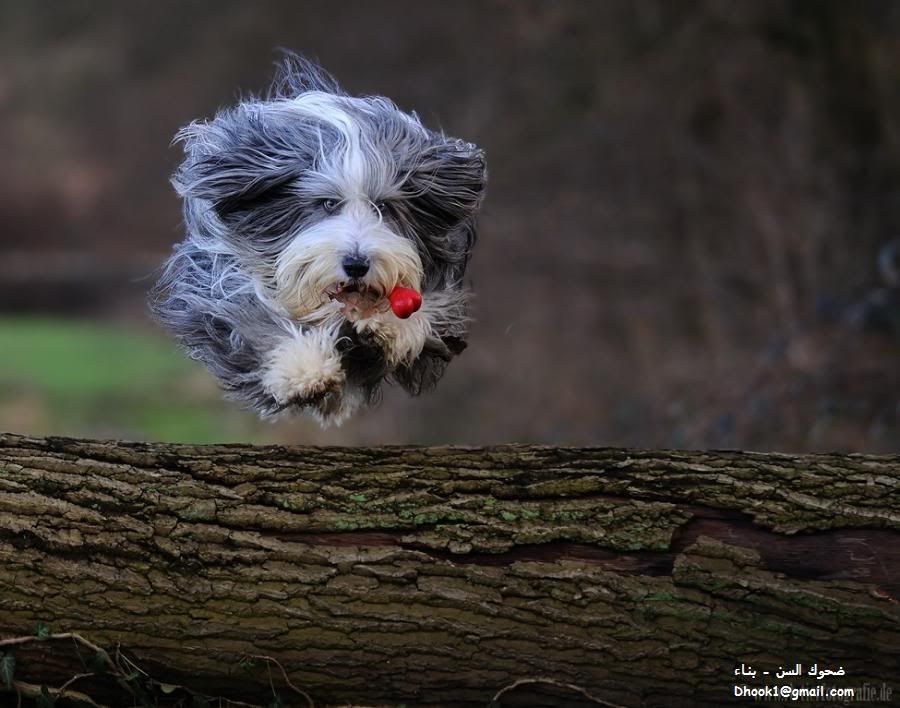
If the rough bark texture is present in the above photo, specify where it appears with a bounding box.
[0,432,898,707]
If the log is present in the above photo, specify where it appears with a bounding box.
[0,432,898,707]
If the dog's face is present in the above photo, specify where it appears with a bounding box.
[172,57,486,322]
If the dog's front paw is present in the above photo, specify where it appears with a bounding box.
[356,311,429,366]
[262,335,345,408]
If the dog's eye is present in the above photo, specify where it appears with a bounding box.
[321,198,340,214]
[374,200,388,214]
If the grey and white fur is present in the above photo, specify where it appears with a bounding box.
[150,55,486,425]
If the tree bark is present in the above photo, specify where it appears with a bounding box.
[0,432,898,707]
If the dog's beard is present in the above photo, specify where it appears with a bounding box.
[271,211,424,323]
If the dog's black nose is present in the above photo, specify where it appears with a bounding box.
[342,255,370,279]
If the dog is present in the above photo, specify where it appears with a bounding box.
[150,54,486,425]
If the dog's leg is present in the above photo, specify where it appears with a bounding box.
[261,326,346,408]
[358,312,430,367]
[356,288,468,367]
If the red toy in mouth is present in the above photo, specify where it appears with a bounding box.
[388,286,422,319]
[326,282,422,320]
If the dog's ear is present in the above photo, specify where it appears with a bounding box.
[404,138,487,232]
[269,51,343,98]
[401,138,486,282]
[172,114,305,222]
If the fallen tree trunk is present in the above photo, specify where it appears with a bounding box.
[0,432,898,707]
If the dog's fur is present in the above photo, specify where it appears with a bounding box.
[150,55,486,425]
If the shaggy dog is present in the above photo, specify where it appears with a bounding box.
[151,55,486,425]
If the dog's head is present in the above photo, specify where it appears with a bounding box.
[172,55,486,322]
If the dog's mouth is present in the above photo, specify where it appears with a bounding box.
[325,280,390,321]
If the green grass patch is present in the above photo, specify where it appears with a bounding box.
[0,317,261,443]
[0,318,191,398]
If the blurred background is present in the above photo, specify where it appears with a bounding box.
[0,0,898,451]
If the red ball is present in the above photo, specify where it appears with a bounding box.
[388,286,422,319]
